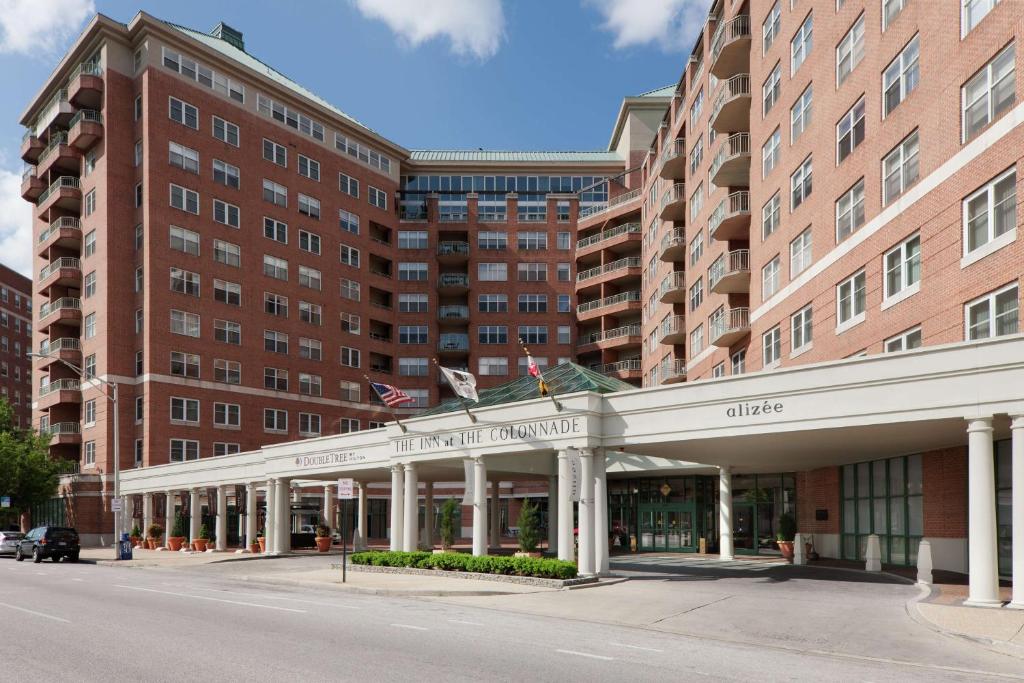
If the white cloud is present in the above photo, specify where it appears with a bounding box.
[0,163,34,277]
[350,0,505,60]
[586,0,709,52]
[0,0,94,56]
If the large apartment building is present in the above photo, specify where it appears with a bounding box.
[0,264,33,427]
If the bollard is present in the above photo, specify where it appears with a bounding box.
[865,534,881,572]
[793,533,805,565]
[916,539,933,585]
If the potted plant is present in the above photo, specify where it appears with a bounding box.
[315,524,332,552]
[256,530,266,553]
[776,512,797,562]
[129,524,142,548]
[167,514,186,552]
[147,523,163,550]
[514,500,542,558]
[193,523,211,552]
[436,498,457,554]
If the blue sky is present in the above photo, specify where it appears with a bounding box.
[0,0,709,274]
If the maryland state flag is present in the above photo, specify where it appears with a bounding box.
[527,354,549,396]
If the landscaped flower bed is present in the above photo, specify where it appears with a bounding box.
[350,551,578,580]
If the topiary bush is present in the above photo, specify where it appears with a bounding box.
[777,512,797,542]
[349,550,578,579]
[516,500,540,552]
[171,514,186,537]
[439,498,458,551]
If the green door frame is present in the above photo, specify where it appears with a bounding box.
[637,502,697,552]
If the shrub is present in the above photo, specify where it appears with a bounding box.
[516,500,540,552]
[198,523,211,541]
[350,550,577,580]
[147,524,163,539]
[171,514,186,538]
[777,512,797,542]
[316,524,330,538]
[130,524,142,538]
[439,498,458,551]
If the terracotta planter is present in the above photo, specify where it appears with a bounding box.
[167,536,185,551]
[130,535,141,547]
[147,538,159,550]
[257,537,267,553]
[193,538,210,552]
[777,540,795,562]
[315,536,331,552]
[249,542,260,554]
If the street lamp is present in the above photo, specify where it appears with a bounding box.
[28,351,120,560]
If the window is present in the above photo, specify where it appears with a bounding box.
[264,293,289,317]
[399,230,428,249]
[340,278,360,301]
[339,173,359,198]
[762,256,781,298]
[168,96,198,128]
[882,131,920,206]
[133,94,142,120]
[262,138,287,166]
[884,35,919,116]
[558,294,571,313]
[135,395,143,421]
[168,142,199,173]
[212,159,240,189]
[170,226,200,255]
[790,228,812,277]
[300,301,323,326]
[836,179,866,242]
[837,270,867,328]
[518,294,548,313]
[214,319,241,345]
[212,116,239,146]
[558,325,571,344]
[763,63,781,115]
[399,358,429,377]
[399,325,428,344]
[964,167,1017,256]
[170,397,199,423]
[83,399,96,426]
[479,294,508,313]
[264,330,288,354]
[214,359,240,384]
[263,254,288,280]
[399,263,428,281]
[557,263,571,282]
[339,244,359,268]
[399,293,428,313]
[213,199,240,228]
[837,98,865,163]
[214,403,240,428]
[791,157,812,210]
[340,380,360,402]
[762,325,782,366]
[264,367,288,390]
[83,271,96,299]
[298,155,320,181]
[264,408,287,433]
[690,88,704,128]
[299,230,321,255]
[557,232,571,249]
[478,326,508,344]
[368,186,387,210]
[762,193,780,239]
[262,179,287,207]
[836,14,865,86]
[690,324,704,357]
[170,439,200,462]
[792,304,813,353]
[170,184,199,214]
[263,217,287,244]
[966,283,1019,339]
[689,277,704,311]
[298,372,322,396]
[135,266,144,293]
[214,443,240,457]
[340,346,361,368]
[763,2,781,52]
[731,349,746,375]
[298,194,320,219]
[478,263,507,281]
[213,279,240,306]
[762,128,780,177]
[479,357,508,376]
[299,413,321,436]
[885,326,922,352]
[134,182,143,208]
[170,310,200,337]
[791,13,813,74]
[883,0,906,30]
[517,355,548,376]
[213,240,240,267]
[339,209,359,235]
[517,232,548,250]
[298,266,322,290]
[963,44,1015,142]
[963,0,1002,36]
[840,454,924,566]
[518,263,547,281]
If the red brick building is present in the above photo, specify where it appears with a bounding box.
[0,264,32,428]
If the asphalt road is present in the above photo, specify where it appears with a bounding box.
[0,557,1020,682]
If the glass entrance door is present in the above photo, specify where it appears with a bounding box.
[733,503,756,552]
[639,504,696,552]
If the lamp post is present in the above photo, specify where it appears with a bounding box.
[29,351,120,560]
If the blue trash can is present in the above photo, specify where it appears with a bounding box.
[118,532,133,561]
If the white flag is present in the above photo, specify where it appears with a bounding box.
[461,459,475,506]
[440,366,479,402]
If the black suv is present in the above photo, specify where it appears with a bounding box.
[16,526,80,563]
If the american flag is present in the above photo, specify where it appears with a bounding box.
[369,381,414,407]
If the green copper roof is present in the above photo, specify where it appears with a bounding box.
[408,150,623,163]
[636,84,676,98]
[421,362,634,416]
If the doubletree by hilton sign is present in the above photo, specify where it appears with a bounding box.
[393,416,583,454]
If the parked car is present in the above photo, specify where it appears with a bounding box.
[15,526,80,563]
[0,531,24,556]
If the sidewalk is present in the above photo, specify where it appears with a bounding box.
[911,583,1024,660]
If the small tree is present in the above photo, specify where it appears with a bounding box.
[777,512,797,542]
[516,500,540,553]
[198,523,211,541]
[0,397,60,531]
[316,524,330,538]
[147,523,163,539]
[439,498,458,551]
[130,524,142,538]
[171,514,186,538]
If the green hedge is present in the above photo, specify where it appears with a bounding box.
[349,551,578,580]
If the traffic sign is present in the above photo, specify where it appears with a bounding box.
[337,478,355,499]
[111,497,123,512]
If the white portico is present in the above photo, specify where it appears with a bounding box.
[118,336,1024,604]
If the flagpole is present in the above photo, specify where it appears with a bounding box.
[519,340,562,412]
[364,374,407,433]
[433,358,476,423]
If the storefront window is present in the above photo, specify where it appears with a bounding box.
[842,454,922,566]
[996,440,1012,576]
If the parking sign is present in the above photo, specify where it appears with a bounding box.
[111,497,123,512]
[337,478,355,499]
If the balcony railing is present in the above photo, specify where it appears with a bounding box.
[659,315,686,339]
[438,273,470,288]
[580,324,641,346]
[437,241,470,256]
[710,307,751,342]
[709,190,751,236]
[708,249,750,289]
[710,15,751,64]
[661,358,687,381]
[438,305,469,320]
[39,297,81,319]
[578,188,641,220]
[576,257,642,283]
[576,290,641,314]
[39,256,81,281]
[661,182,686,209]
[39,338,81,356]
[37,216,81,244]
[711,74,751,119]
[659,271,686,297]
[69,62,103,80]
[709,133,750,182]
[438,334,470,352]
[597,359,642,374]
[36,131,70,164]
[576,222,641,250]
[37,176,80,205]
[45,422,81,436]
[39,378,81,397]
[69,109,103,128]
[660,228,686,253]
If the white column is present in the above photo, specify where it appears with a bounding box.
[557,449,574,563]
[390,465,405,552]
[356,482,368,550]
[214,485,228,548]
[142,493,153,544]
[245,483,257,550]
[323,484,336,530]
[265,479,276,554]
[1010,415,1024,609]
[490,481,501,549]
[965,417,1001,607]
[276,479,291,554]
[423,481,434,549]
[163,491,174,548]
[403,463,418,552]
[548,474,558,555]
[594,449,609,575]
[472,457,488,556]
[578,449,595,576]
[189,489,201,547]
[719,466,734,561]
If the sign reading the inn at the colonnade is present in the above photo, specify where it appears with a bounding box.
[393,416,584,454]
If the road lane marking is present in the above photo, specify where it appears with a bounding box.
[115,585,307,613]
[0,601,70,623]
[556,649,614,661]
[190,587,361,608]
[390,624,428,631]
[448,619,484,626]
[610,642,664,653]
[72,578,83,582]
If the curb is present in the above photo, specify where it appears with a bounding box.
[346,563,597,589]
[905,584,1024,661]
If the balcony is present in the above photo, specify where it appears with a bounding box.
[437,241,470,264]
[38,297,82,330]
[37,176,81,219]
[68,110,103,151]
[659,315,687,345]
[659,183,687,222]
[438,305,469,322]
[35,89,73,135]
[21,166,44,201]
[578,324,641,351]
[576,222,641,255]
[709,133,750,188]
[38,257,82,293]
[710,74,751,134]
[437,333,470,355]
[709,250,750,294]
[710,15,751,79]
[20,130,44,164]
[578,188,641,224]
[710,307,751,347]
[709,191,751,241]
[658,271,687,304]
[36,132,79,178]
[37,378,81,410]
[576,257,642,285]
[437,273,470,292]
[36,338,81,369]
[576,291,641,320]
[659,138,687,180]
[659,228,687,262]
[596,358,642,380]
[45,422,81,445]
[37,217,82,255]
[661,358,688,384]
[68,62,104,108]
